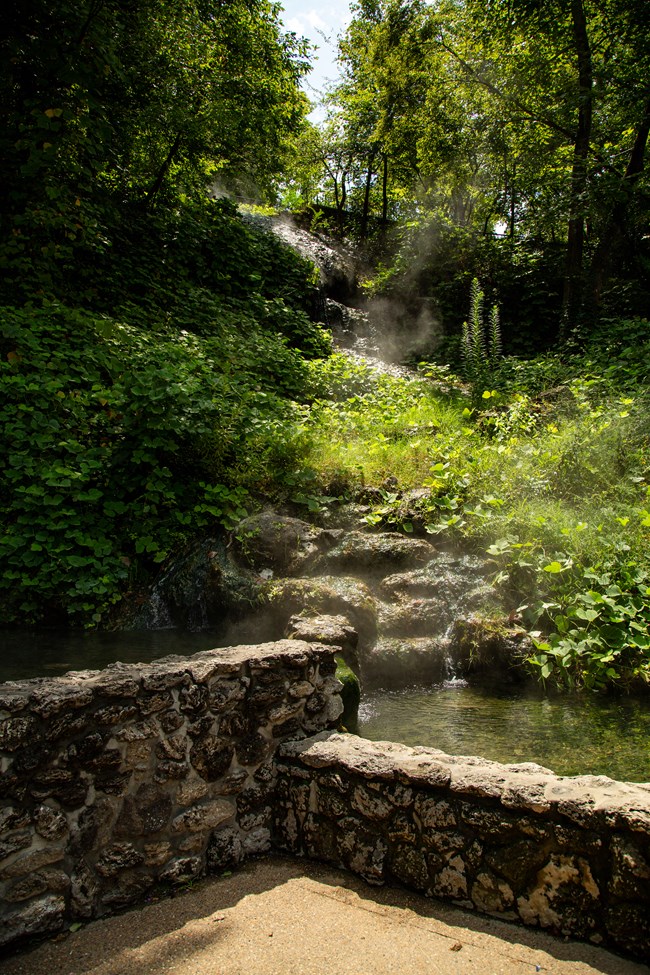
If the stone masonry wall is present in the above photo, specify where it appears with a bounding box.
[274,732,650,961]
[3,643,650,962]
[0,641,342,949]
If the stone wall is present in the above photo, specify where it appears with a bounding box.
[3,644,650,962]
[274,732,650,961]
[0,641,342,948]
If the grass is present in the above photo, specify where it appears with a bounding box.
[299,352,650,691]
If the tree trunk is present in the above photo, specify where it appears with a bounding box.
[360,150,377,240]
[77,0,105,47]
[381,153,389,224]
[588,95,650,308]
[561,0,593,330]
[338,172,348,235]
[509,160,516,242]
[145,132,183,209]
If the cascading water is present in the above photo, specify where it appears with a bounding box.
[3,215,646,781]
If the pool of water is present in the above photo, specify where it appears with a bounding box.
[0,627,250,683]
[354,682,650,782]
[2,629,649,783]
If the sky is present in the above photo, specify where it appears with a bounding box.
[278,0,351,115]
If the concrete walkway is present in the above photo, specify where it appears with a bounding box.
[2,856,647,975]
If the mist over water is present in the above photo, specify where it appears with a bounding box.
[364,294,443,364]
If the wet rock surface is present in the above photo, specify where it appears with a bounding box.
[366,637,453,686]
[127,538,260,631]
[263,218,359,304]
[125,509,520,690]
[232,512,342,577]
[285,614,359,674]
[313,532,436,575]
[266,576,378,654]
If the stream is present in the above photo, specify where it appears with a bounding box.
[2,218,649,785]
[355,682,650,782]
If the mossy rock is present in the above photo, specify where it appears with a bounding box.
[263,576,377,650]
[449,616,532,680]
[336,656,361,729]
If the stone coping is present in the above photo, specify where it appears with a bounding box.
[0,640,328,710]
[279,732,650,830]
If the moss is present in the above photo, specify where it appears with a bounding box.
[336,655,361,729]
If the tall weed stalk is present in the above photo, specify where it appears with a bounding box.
[461,278,502,402]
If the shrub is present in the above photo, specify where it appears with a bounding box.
[0,303,312,623]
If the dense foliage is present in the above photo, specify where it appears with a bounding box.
[0,201,334,625]
[0,0,326,624]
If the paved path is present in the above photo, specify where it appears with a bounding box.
[2,856,647,975]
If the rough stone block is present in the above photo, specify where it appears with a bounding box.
[242,826,271,855]
[159,710,185,734]
[112,719,158,741]
[485,839,549,888]
[143,842,172,866]
[206,827,243,870]
[155,735,187,762]
[0,830,31,862]
[471,871,515,915]
[0,807,30,833]
[351,785,393,821]
[0,895,65,948]
[70,863,98,917]
[172,799,234,833]
[100,874,153,908]
[0,717,37,752]
[116,783,173,837]
[153,760,189,783]
[516,855,601,937]
[190,737,234,780]
[159,856,202,883]
[415,796,456,829]
[96,843,145,877]
[236,734,271,766]
[30,685,93,719]
[69,800,113,856]
[215,768,249,795]
[179,684,208,714]
[33,805,68,841]
[177,780,209,806]
[0,846,64,880]
[93,703,138,726]
[5,868,70,903]
[138,692,174,715]
[389,844,427,890]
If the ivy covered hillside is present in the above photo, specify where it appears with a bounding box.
[0,0,328,624]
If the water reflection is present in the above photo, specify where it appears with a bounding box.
[355,683,650,782]
[0,628,230,682]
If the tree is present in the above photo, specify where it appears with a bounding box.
[0,0,311,299]
[443,0,650,324]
